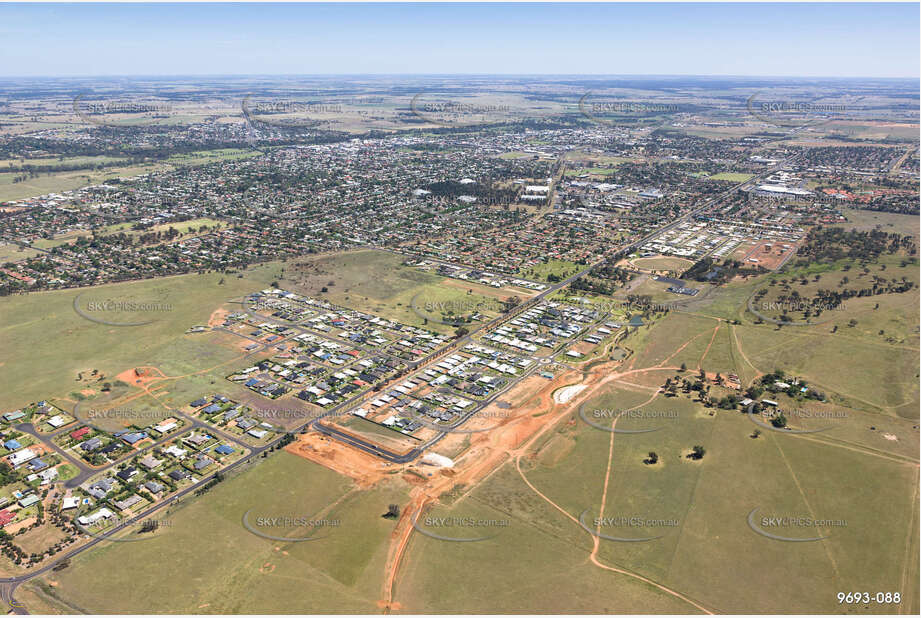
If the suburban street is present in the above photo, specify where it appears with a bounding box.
[0,152,797,612]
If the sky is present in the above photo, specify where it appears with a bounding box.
[0,2,918,78]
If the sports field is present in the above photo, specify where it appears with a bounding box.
[708,172,754,182]
[630,255,696,273]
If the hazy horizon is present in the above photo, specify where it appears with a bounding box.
[1,73,919,80]
[1,3,918,78]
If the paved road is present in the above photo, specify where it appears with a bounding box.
[230,295,433,369]
[307,153,798,466]
[0,153,798,611]
[0,421,287,592]
[13,396,255,491]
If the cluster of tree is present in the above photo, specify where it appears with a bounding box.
[622,294,667,315]
[10,173,35,184]
[139,519,160,534]
[682,258,716,281]
[423,180,520,205]
[0,530,28,564]
[753,369,825,402]
[766,277,916,320]
[590,264,636,284]
[715,392,743,410]
[645,131,746,160]
[597,160,723,198]
[803,145,900,171]
[4,156,156,176]
[793,228,916,265]
[570,275,619,295]
[663,375,707,397]
[0,490,82,569]
[276,433,295,448]
[502,295,522,313]
[682,257,765,283]
[643,445,706,464]
[821,191,920,215]
[570,264,635,294]
[0,462,20,487]
[1,132,328,164]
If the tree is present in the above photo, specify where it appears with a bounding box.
[751,429,762,439]
[679,362,687,372]
[771,411,787,428]
[140,519,159,533]
[744,385,764,400]
[689,445,706,460]
[645,451,658,464]
[384,504,400,519]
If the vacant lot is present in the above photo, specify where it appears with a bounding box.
[0,148,262,203]
[405,370,920,614]
[0,263,280,409]
[31,217,226,250]
[0,155,131,170]
[396,461,699,614]
[0,163,159,202]
[735,322,919,418]
[0,242,41,262]
[31,452,410,614]
[520,258,582,283]
[277,249,506,334]
[832,208,920,239]
[751,255,918,326]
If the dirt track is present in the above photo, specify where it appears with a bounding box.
[373,338,721,611]
[376,369,586,609]
[286,311,914,614]
[285,432,393,489]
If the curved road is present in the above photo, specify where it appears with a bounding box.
[0,153,797,612]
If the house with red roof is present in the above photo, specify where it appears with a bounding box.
[0,510,15,527]
[70,426,91,440]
